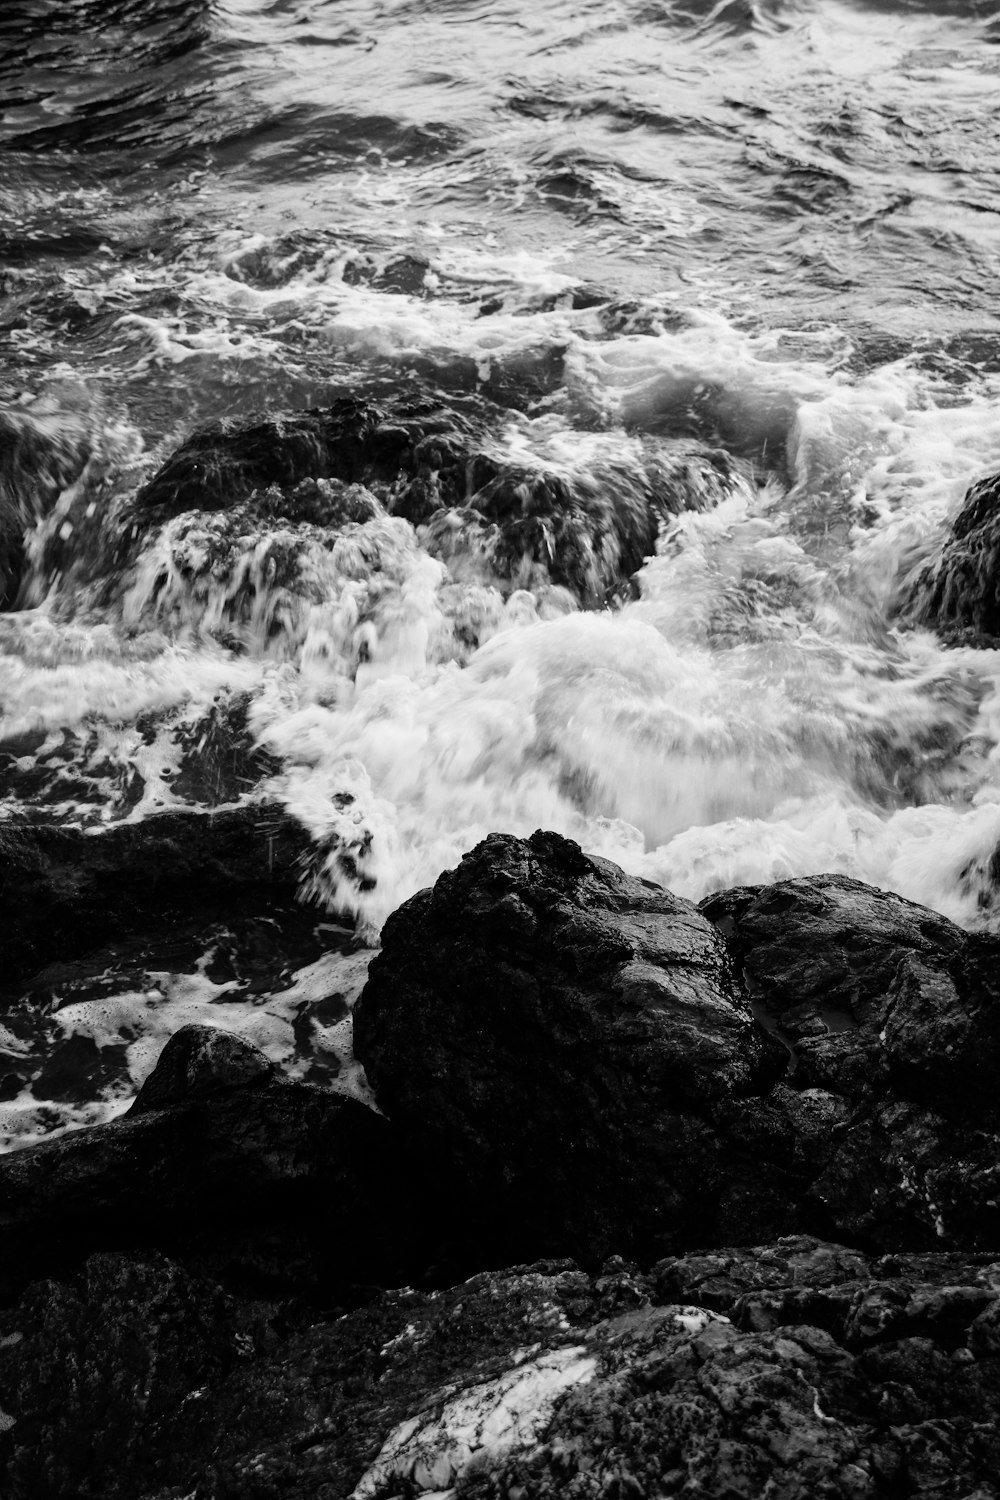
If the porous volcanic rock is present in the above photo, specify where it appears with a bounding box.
[354,829,788,1266]
[4,1237,1000,1499]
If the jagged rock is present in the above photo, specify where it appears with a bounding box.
[701,874,1000,1247]
[0,803,309,982]
[131,393,487,522]
[356,840,1000,1260]
[908,470,1000,642]
[0,1025,423,1304]
[127,390,744,608]
[3,1239,1000,1499]
[354,829,788,1267]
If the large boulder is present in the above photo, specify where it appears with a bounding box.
[4,1237,1000,1499]
[353,829,788,1266]
[356,837,1000,1261]
[0,803,309,983]
[702,874,1000,1248]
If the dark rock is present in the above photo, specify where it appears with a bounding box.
[0,803,309,983]
[0,388,140,608]
[0,397,96,607]
[131,1023,276,1111]
[699,875,999,1118]
[126,390,744,608]
[419,439,740,604]
[0,1026,426,1304]
[701,874,1000,1248]
[700,873,965,1027]
[167,689,282,806]
[354,829,788,1267]
[356,841,1000,1258]
[907,470,1000,642]
[0,900,350,1125]
[4,1239,1000,1499]
[131,393,486,523]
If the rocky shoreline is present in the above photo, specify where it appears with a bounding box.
[3,829,1000,1497]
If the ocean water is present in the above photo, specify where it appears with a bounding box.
[4,0,1000,1144]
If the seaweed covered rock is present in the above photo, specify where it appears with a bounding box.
[354,830,788,1266]
[4,1238,1000,1499]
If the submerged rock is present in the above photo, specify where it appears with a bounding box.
[4,1238,1000,1499]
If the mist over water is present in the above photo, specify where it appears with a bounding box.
[5,0,1000,1141]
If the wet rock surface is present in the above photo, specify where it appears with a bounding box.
[127,389,743,608]
[3,1238,1000,1499]
[359,838,1000,1259]
[701,874,1000,1248]
[909,469,1000,643]
[355,828,789,1266]
[0,1024,420,1306]
[4,834,1000,1494]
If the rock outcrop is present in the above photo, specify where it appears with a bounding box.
[702,874,1000,1249]
[127,391,743,607]
[356,835,1000,1262]
[5,835,1000,1495]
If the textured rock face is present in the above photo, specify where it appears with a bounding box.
[908,470,1000,641]
[701,874,1000,1249]
[4,1238,1000,1500]
[130,391,742,606]
[354,829,787,1266]
[356,839,1000,1260]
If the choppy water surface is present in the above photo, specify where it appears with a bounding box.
[4,0,1000,1142]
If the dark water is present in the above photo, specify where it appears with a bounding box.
[4,0,1000,1143]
